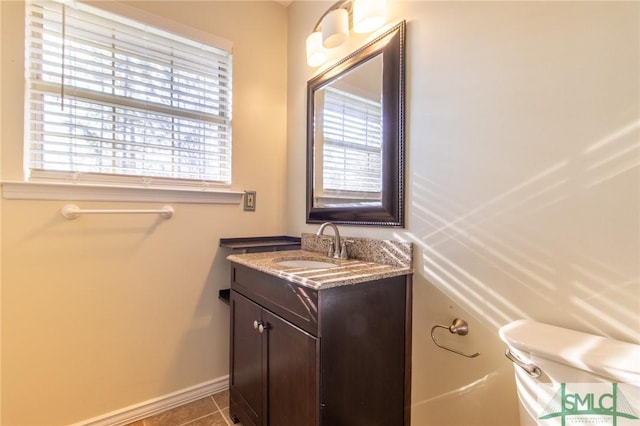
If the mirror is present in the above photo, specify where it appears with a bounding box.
[306,21,405,227]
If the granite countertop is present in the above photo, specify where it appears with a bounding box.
[227,249,412,290]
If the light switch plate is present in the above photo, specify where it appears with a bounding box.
[244,190,256,211]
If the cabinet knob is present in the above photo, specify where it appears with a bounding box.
[253,320,266,333]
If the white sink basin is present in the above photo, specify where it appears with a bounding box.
[276,259,338,269]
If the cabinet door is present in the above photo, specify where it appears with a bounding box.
[230,292,264,426]
[264,310,319,426]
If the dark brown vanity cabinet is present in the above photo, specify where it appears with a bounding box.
[229,263,412,426]
[230,291,319,426]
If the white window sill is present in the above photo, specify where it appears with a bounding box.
[1,181,244,204]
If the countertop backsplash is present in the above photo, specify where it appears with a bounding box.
[301,233,412,269]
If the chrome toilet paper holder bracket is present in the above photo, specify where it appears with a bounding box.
[430,318,480,358]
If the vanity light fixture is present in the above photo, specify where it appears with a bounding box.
[306,0,387,67]
[353,0,387,33]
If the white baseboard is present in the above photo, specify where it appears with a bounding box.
[71,376,229,426]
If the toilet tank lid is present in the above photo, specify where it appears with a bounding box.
[499,319,640,384]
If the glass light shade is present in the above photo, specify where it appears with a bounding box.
[306,32,327,67]
[321,8,349,48]
[353,0,387,33]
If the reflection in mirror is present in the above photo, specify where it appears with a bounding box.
[307,21,405,227]
[313,55,383,207]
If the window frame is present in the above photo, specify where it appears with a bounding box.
[15,0,241,204]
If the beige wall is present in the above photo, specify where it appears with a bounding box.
[0,1,3,422]
[287,1,639,425]
[1,1,287,425]
[2,0,639,425]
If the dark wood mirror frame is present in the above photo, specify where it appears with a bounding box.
[306,20,406,227]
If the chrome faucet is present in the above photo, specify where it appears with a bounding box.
[316,222,341,259]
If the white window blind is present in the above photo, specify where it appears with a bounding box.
[25,0,233,189]
[321,87,382,195]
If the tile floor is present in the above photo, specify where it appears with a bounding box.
[125,390,241,426]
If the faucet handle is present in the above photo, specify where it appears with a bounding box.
[340,240,355,260]
[321,237,335,257]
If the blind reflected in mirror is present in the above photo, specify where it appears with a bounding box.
[313,55,383,208]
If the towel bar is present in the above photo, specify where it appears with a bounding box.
[61,204,174,220]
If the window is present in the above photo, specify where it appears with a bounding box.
[320,86,382,200]
[24,0,233,190]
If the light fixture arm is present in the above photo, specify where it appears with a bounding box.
[312,0,353,32]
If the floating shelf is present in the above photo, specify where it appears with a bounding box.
[219,236,301,253]
[218,236,302,305]
[219,289,230,305]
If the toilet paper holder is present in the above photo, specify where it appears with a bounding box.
[431,318,480,358]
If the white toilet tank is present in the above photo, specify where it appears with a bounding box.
[499,320,640,426]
